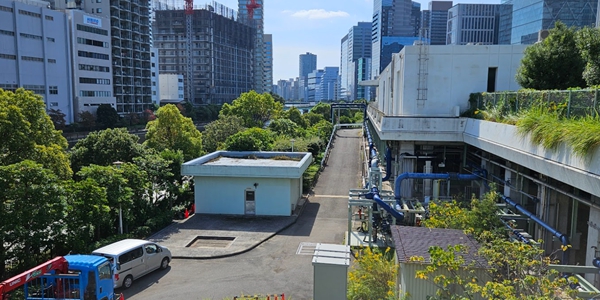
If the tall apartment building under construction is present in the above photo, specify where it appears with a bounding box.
[153,2,255,105]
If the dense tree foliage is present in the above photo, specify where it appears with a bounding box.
[309,102,331,122]
[202,115,246,153]
[48,108,66,130]
[96,104,120,128]
[70,128,147,173]
[225,128,274,151]
[576,26,600,86]
[516,22,586,90]
[145,104,203,161]
[269,92,285,105]
[220,90,283,128]
[285,107,308,128]
[268,118,302,137]
[0,161,66,277]
[0,88,72,179]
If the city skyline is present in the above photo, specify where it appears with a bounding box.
[215,0,502,82]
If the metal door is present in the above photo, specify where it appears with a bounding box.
[245,189,255,215]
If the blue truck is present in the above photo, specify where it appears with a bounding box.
[0,255,124,300]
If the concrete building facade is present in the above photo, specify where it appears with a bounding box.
[56,0,153,114]
[238,0,265,93]
[263,33,273,93]
[0,0,74,122]
[150,47,159,105]
[65,9,115,120]
[158,73,183,103]
[154,7,254,105]
[182,151,312,217]
[447,4,501,45]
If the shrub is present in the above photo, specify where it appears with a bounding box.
[348,247,397,300]
[302,164,320,193]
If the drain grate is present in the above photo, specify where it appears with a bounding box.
[186,236,235,248]
[296,242,318,255]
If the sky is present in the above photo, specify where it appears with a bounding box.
[214,0,501,82]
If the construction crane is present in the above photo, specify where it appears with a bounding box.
[246,0,260,21]
[185,0,194,104]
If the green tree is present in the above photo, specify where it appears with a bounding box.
[0,161,66,278]
[70,128,147,174]
[0,88,72,179]
[576,26,600,86]
[61,178,110,253]
[309,102,331,122]
[220,90,283,128]
[348,247,397,300]
[308,119,334,141]
[78,111,96,130]
[202,115,246,153]
[47,108,66,130]
[77,165,134,237]
[268,118,302,137]
[269,92,285,105]
[302,112,325,126]
[286,107,308,128]
[516,22,585,90]
[225,128,274,151]
[96,104,120,128]
[145,104,203,161]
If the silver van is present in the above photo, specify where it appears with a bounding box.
[92,239,172,289]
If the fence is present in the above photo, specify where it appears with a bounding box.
[471,89,600,118]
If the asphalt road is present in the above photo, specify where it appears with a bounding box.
[121,129,363,300]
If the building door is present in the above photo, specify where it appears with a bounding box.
[245,189,255,215]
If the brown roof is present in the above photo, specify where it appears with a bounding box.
[391,225,487,268]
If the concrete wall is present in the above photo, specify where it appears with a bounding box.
[376,44,526,117]
[194,177,294,216]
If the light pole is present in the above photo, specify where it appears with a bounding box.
[290,139,295,152]
[113,161,124,235]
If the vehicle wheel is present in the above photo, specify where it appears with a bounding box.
[123,275,133,289]
[160,257,170,270]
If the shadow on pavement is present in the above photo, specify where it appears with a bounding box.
[278,200,320,237]
[117,266,171,299]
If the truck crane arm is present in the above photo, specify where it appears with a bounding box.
[0,256,69,300]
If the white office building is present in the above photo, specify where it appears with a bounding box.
[65,9,116,119]
[159,74,184,103]
[0,0,74,122]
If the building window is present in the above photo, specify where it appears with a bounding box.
[0,53,16,60]
[21,56,44,62]
[76,24,108,36]
[0,5,13,12]
[47,37,55,42]
[77,37,109,48]
[78,50,109,60]
[152,82,156,86]
[78,64,110,72]
[79,77,110,84]
[22,85,45,94]
[97,8,102,13]
[151,72,155,76]
[18,10,41,18]
[20,33,43,40]
[0,84,18,91]
[45,15,53,21]
[48,59,56,63]
[49,86,58,94]
[80,90,112,97]
[96,0,102,2]
[50,102,59,106]
[152,91,156,95]
[0,29,14,36]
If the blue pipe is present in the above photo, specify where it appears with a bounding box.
[393,172,481,203]
[502,195,569,264]
[382,147,392,181]
[364,187,404,221]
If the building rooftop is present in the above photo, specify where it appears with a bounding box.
[181,151,313,178]
[391,225,487,267]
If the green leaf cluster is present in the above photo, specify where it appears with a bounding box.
[348,247,398,300]
[145,104,203,161]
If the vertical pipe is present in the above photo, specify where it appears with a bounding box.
[347,205,352,246]
[368,207,373,248]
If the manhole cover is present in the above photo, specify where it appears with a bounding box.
[296,242,318,255]
[186,236,235,248]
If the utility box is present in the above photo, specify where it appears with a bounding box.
[312,243,350,300]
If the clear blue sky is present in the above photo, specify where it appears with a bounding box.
[215,0,501,82]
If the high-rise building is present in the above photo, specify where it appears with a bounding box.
[150,48,159,105]
[0,0,75,122]
[510,0,597,45]
[356,57,371,100]
[371,0,420,78]
[428,1,453,45]
[498,1,513,45]
[340,22,372,101]
[238,0,265,93]
[299,52,317,80]
[307,69,323,102]
[316,67,340,101]
[159,74,184,102]
[154,6,254,105]
[263,34,273,93]
[56,0,153,115]
[65,9,116,120]
[447,4,502,45]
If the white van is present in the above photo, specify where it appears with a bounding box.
[92,239,172,289]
